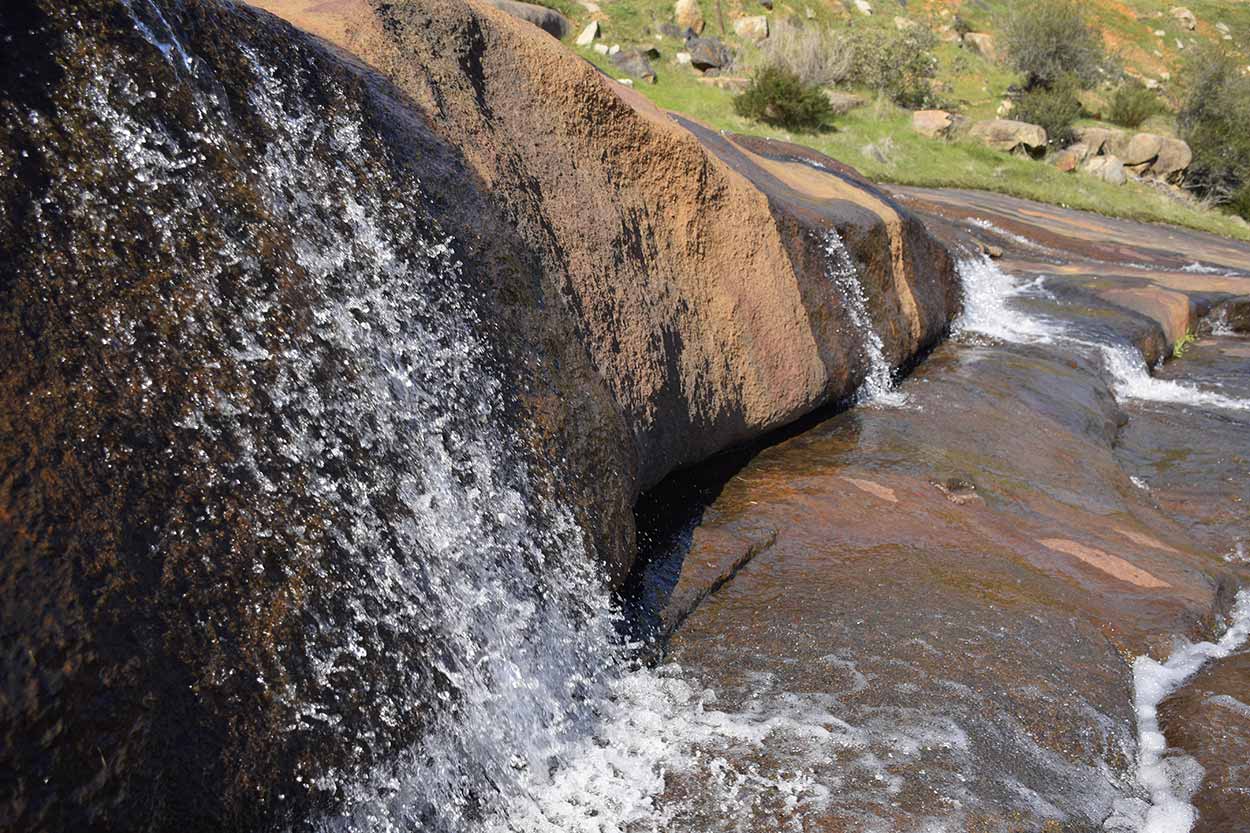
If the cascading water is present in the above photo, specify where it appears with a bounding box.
[821,230,908,407]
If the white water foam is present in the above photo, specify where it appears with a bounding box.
[1098,344,1250,412]
[821,230,908,407]
[1126,590,1250,833]
[953,257,1062,344]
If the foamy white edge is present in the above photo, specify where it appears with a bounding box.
[1131,590,1250,833]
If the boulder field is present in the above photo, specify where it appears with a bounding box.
[0,0,956,829]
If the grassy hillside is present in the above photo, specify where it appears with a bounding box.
[545,0,1250,240]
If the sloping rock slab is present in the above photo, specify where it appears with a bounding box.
[2,0,959,830]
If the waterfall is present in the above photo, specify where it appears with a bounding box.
[821,231,907,407]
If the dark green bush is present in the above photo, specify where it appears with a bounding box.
[733,65,835,132]
[1230,183,1250,222]
[1002,0,1106,90]
[1108,79,1161,128]
[1012,76,1084,148]
[1178,44,1250,205]
[847,26,939,109]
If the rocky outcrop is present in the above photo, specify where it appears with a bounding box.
[1074,126,1192,182]
[969,119,1047,155]
[3,0,958,829]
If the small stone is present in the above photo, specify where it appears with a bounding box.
[593,43,609,55]
[608,43,620,55]
[675,51,692,65]
[575,20,600,46]
[853,0,872,15]
[1170,6,1196,31]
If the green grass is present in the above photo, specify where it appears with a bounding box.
[581,47,1250,241]
[563,0,1250,241]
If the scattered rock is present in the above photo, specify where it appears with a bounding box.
[1219,297,1250,333]
[675,50,692,64]
[1119,132,1164,166]
[824,89,866,115]
[963,32,997,61]
[674,0,705,35]
[1170,6,1196,31]
[593,42,609,54]
[1073,126,1122,156]
[659,22,688,39]
[575,19,600,45]
[1053,143,1088,173]
[733,15,769,42]
[608,43,620,55]
[1152,137,1192,180]
[483,0,569,38]
[853,0,872,15]
[687,36,732,71]
[968,119,1047,155]
[1082,155,1127,185]
[911,109,954,139]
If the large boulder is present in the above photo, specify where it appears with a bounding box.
[1170,6,1196,31]
[962,32,997,61]
[912,109,954,139]
[674,0,704,35]
[968,119,1047,155]
[610,48,657,82]
[1082,155,1128,185]
[1074,126,1124,156]
[686,35,733,71]
[732,15,769,42]
[1152,137,1193,180]
[3,0,960,830]
[1053,143,1090,172]
[482,0,568,38]
[1115,132,1164,166]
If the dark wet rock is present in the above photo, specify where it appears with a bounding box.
[686,36,733,71]
[1221,296,1250,333]
[610,49,657,82]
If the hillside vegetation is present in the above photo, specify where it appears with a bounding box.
[545,0,1250,240]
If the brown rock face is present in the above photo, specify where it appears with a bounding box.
[2,0,957,829]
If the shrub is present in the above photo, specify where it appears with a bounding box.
[846,26,940,109]
[1230,183,1250,222]
[1108,79,1161,128]
[733,65,835,132]
[760,19,855,87]
[1178,44,1250,206]
[1012,75,1083,148]
[1002,0,1106,90]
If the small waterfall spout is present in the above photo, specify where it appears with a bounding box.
[821,230,907,407]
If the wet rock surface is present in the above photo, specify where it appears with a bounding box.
[640,188,1250,830]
